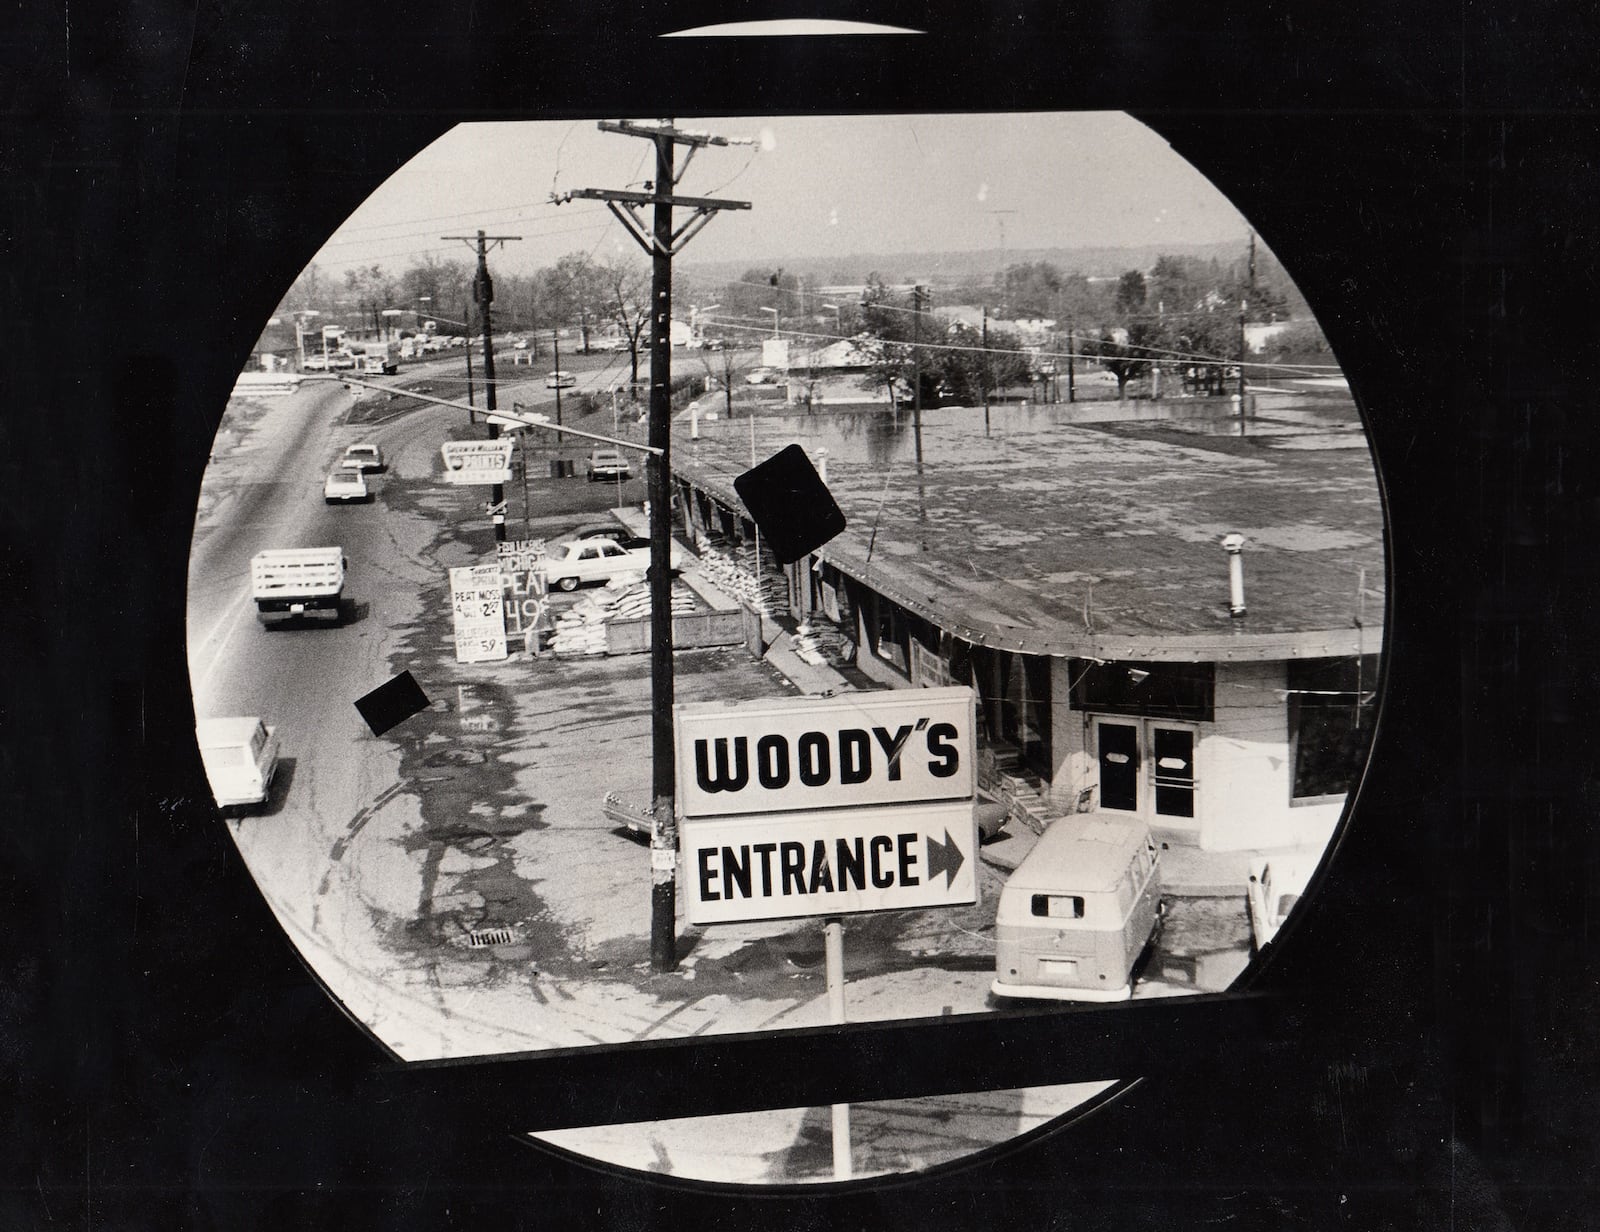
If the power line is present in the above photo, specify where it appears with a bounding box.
[703,314,1335,376]
[319,206,610,248]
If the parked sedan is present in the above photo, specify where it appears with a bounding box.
[544,536,685,592]
[323,468,371,503]
[745,366,780,385]
[586,448,632,482]
[563,521,648,550]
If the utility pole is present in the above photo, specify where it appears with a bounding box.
[980,305,991,437]
[555,119,753,973]
[1152,301,1164,400]
[552,331,563,428]
[988,208,1018,267]
[912,284,928,548]
[1067,322,1076,403]
[1238,298,1249,437]
[445,230,522,543]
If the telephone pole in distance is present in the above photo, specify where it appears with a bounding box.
[444,229,521,542]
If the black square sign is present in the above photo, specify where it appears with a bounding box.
[354,670,430,737]
[732,443,847,565]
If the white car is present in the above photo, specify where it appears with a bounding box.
[545,536,685,592]
[745,367,780,385]
[196,717,279,810]
[546,370,578,389]
[1246,855,1314,952]
[340,443,386,473]
[323,469,370,503]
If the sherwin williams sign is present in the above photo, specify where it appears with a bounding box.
[673,687,976,819]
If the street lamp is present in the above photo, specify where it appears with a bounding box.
[693,303,720,347]
[759,305,779,338]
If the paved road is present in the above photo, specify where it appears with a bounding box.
[189,383,1009,1063]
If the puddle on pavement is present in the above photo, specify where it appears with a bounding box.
[371,619,568,968]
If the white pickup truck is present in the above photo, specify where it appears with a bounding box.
[250,547,348,625]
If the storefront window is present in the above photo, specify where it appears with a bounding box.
[1071,659,1214,723]
[1289,656,1379,800]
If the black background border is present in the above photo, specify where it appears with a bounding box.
[4,1,1598,1227]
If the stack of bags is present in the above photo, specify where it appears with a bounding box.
[694,543,790,615]
[791,620,856,668]
[548,577,701,656]
[548,601,610,655]
[609,582,698,623]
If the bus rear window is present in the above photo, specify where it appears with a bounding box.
[1031,894,1085,919]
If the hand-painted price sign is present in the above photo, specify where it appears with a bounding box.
[496,539,551,641]
[448,564,507,663]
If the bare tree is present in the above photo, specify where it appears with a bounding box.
[546,252,607,352]
[698,345,741,419]
[598,256,650,385]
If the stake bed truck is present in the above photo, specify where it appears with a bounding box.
[251,547,348,625]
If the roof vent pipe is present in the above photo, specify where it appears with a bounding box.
[1221,533,1247,617]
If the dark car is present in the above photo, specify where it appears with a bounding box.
[586,449,632,482]
[564,522,648,550]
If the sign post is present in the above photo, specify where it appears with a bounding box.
[673,687,978,1180]
[825,916,851,1180]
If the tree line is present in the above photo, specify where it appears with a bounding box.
[276,245,1332,403]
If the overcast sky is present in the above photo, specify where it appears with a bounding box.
[308,113,1254,281]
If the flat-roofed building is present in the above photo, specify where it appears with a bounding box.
[668,389,1382,854]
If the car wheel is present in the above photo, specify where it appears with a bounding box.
[557,576,579,592]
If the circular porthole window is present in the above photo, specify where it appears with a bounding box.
[187,111,1384,1185]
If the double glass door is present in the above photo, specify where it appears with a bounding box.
[1095,719,1197,819]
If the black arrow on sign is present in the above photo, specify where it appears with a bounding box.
[925,828,966,889]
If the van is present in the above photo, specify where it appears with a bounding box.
[991,813,1163,1002]
[197,716,279,809]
